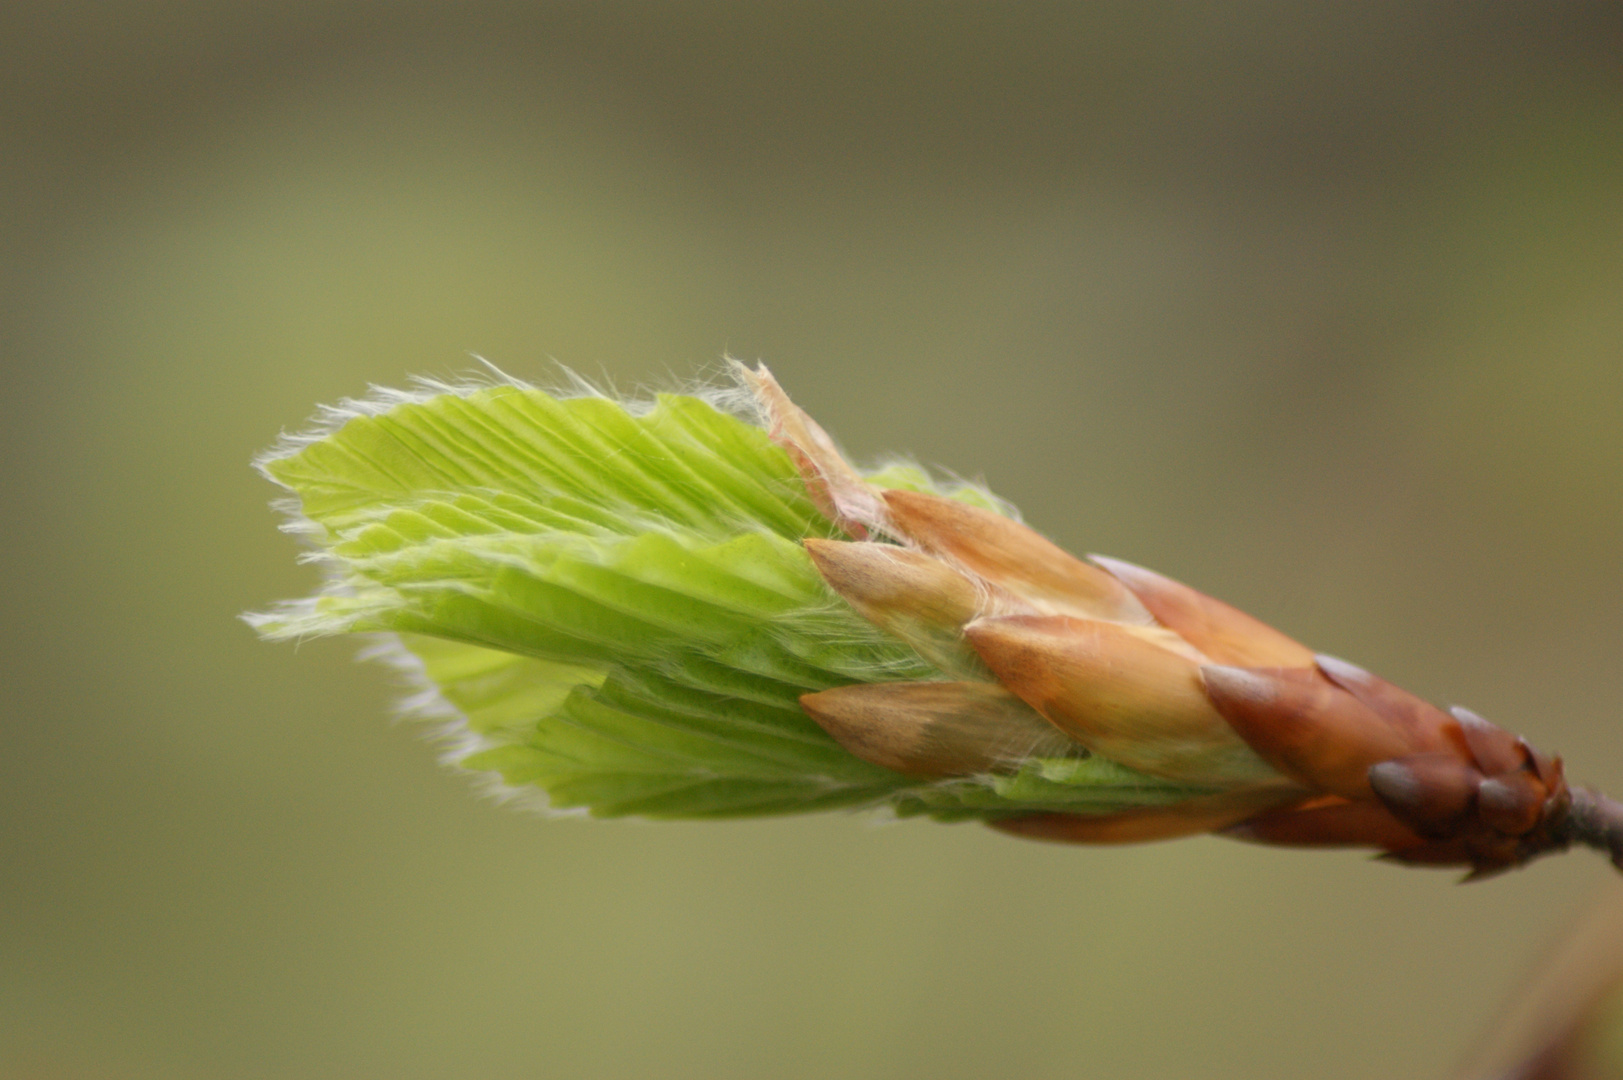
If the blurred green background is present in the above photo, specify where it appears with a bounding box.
[3,3,1622,1077]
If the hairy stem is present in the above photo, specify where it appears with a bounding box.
[1558,789,1623,871]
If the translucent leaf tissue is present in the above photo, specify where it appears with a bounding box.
[250,363,1623,877]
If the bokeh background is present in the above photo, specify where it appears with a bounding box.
[4,3,1623,1078]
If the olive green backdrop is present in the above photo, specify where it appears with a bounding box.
[4,3,1622,1078]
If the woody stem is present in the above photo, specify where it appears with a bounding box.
[1559,789,1623,872]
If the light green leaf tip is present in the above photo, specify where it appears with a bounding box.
[249,369,1211,821]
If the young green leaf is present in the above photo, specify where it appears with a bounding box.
[249,372,1270,823]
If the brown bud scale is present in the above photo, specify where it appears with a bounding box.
[740,365,1613,879]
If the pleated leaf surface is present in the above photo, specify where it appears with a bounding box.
[252,379,1206,819]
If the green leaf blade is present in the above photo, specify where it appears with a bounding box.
[254,374,1224,824]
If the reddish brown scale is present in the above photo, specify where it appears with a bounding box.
[1223,795,1429,850]
[1452,705,1529,775]
[1478,774,1546,836]
[1380,838,1481,868]
[1198,665,1414,799]
[1089,555,1315,667]
[1314,655,1469,760]
[1367,754,1481,840]
[751,365,1613,878]
[1370,756,1574,876]
[1527,745,1565,791]
[1081,553,1583,875]
[1196,645,1576,874]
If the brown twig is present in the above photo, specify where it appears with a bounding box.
[1557,789,1623,872]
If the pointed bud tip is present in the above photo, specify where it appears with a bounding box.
[961,613,1060,658]
[1367,759,1425,808]
[1091,554,1318,667]
[800,537,855,580]
[1086,553,1142,578]
[1459,865,1512,884]
[1314,653,1372,686]
[1477,774,1544,836]
[1367,754,1480,837]
[800,682,1076,778]
[882,494,1151,623]
[803,538,980,617]
[1199,664,1280,705]
[1448,705,1527,775]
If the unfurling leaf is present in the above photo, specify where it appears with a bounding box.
[249,370,1195,821]
[252,364,1620,878]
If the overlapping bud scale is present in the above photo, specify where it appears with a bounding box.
[742,366,1582,877]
